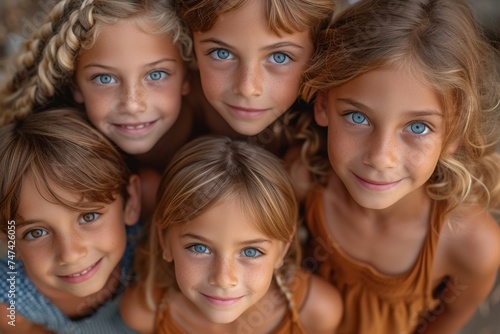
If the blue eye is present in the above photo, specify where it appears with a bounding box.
[210,49,233,60]
[79,212,100,224]
[189,244,210,254]
[346,112,368,125]
[24,229,48,240]
[407,122,429,135]
[269,52,290,64]
[94,74,116,85]
[147,71,167,81]
[241,248,262,258]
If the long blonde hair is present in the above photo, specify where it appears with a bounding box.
[137,136,300,308]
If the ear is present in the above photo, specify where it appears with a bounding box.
[314,92,329,127]
[123,174,141,226]
[71,85,85,104]
[157,224,173,262]
[181,73,191,96]
[274,241,291,269]
[446,139,460,154]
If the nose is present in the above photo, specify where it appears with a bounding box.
[232,63,263,97]
[362,130,399,170]
[56,231,87,265]
[208,257,238,288]
[120,82,146,114]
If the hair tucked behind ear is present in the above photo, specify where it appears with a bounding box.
[0,0,192,126]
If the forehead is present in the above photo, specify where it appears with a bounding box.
[329,66,443,116]
[80,21,180,62]
[208,0,310,38]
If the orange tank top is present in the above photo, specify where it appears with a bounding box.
[154,269,311,333]
[305,187,443,334]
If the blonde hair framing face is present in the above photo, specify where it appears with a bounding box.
[0,0,192,126]
[141,135,299,307]
[300,0,500,213]
[0,108,132,234]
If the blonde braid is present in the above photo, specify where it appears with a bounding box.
[0,0,94,126]
[274,271,296,314]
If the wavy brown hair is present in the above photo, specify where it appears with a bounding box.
[0,108,132,233]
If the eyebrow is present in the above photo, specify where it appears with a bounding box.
[180,233,272,246]
[199,38,304,52]
[13,219,38,230]
[337,98,443,118]
[83,58,178,70]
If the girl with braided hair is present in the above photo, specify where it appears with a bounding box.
[120,136,342,334]
[0,0,196,219]
[0,0,193,169]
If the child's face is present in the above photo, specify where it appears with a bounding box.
[315,66,446,209]
[14,176,138,299]
[161,199,288,323]
[193,0,313,136]
[73,21,190,154]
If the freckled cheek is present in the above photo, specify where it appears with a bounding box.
[174,260,208,287]
[329,132,362,162]
[242,263,274,292]
[406,143,441,172]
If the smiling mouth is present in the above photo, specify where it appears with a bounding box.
[63,260,99,278]
[113,121,156,130]
[201,293,243,306]
[355,174,401,190]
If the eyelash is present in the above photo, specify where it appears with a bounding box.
[186,244,264,259]
[344,112,433,135]
[23,228,48,240]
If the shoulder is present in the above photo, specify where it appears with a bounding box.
[436,205,500,300]
[299,273,343,333]
[441,206,500,276]
[120,283,161,334]
[0,304,50,333]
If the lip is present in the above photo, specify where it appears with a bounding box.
[354,174,401,191]
[57,259,102,284]
[111,120,158,135]
[201,293,243,307]
[226,104,268,119]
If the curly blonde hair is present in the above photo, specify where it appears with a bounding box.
[298,0,500,214]
[0,0,192,126]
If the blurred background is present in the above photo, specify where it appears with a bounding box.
[0,1,499,333]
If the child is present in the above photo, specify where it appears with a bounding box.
[120,136,342,333]
[176,0,335,139]
[299,0,500,333]
[0,108,141,333]
[0,0,193,170]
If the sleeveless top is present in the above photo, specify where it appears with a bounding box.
[0,224,141,334]
[154,268,311,333]
[305,188,443,334]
